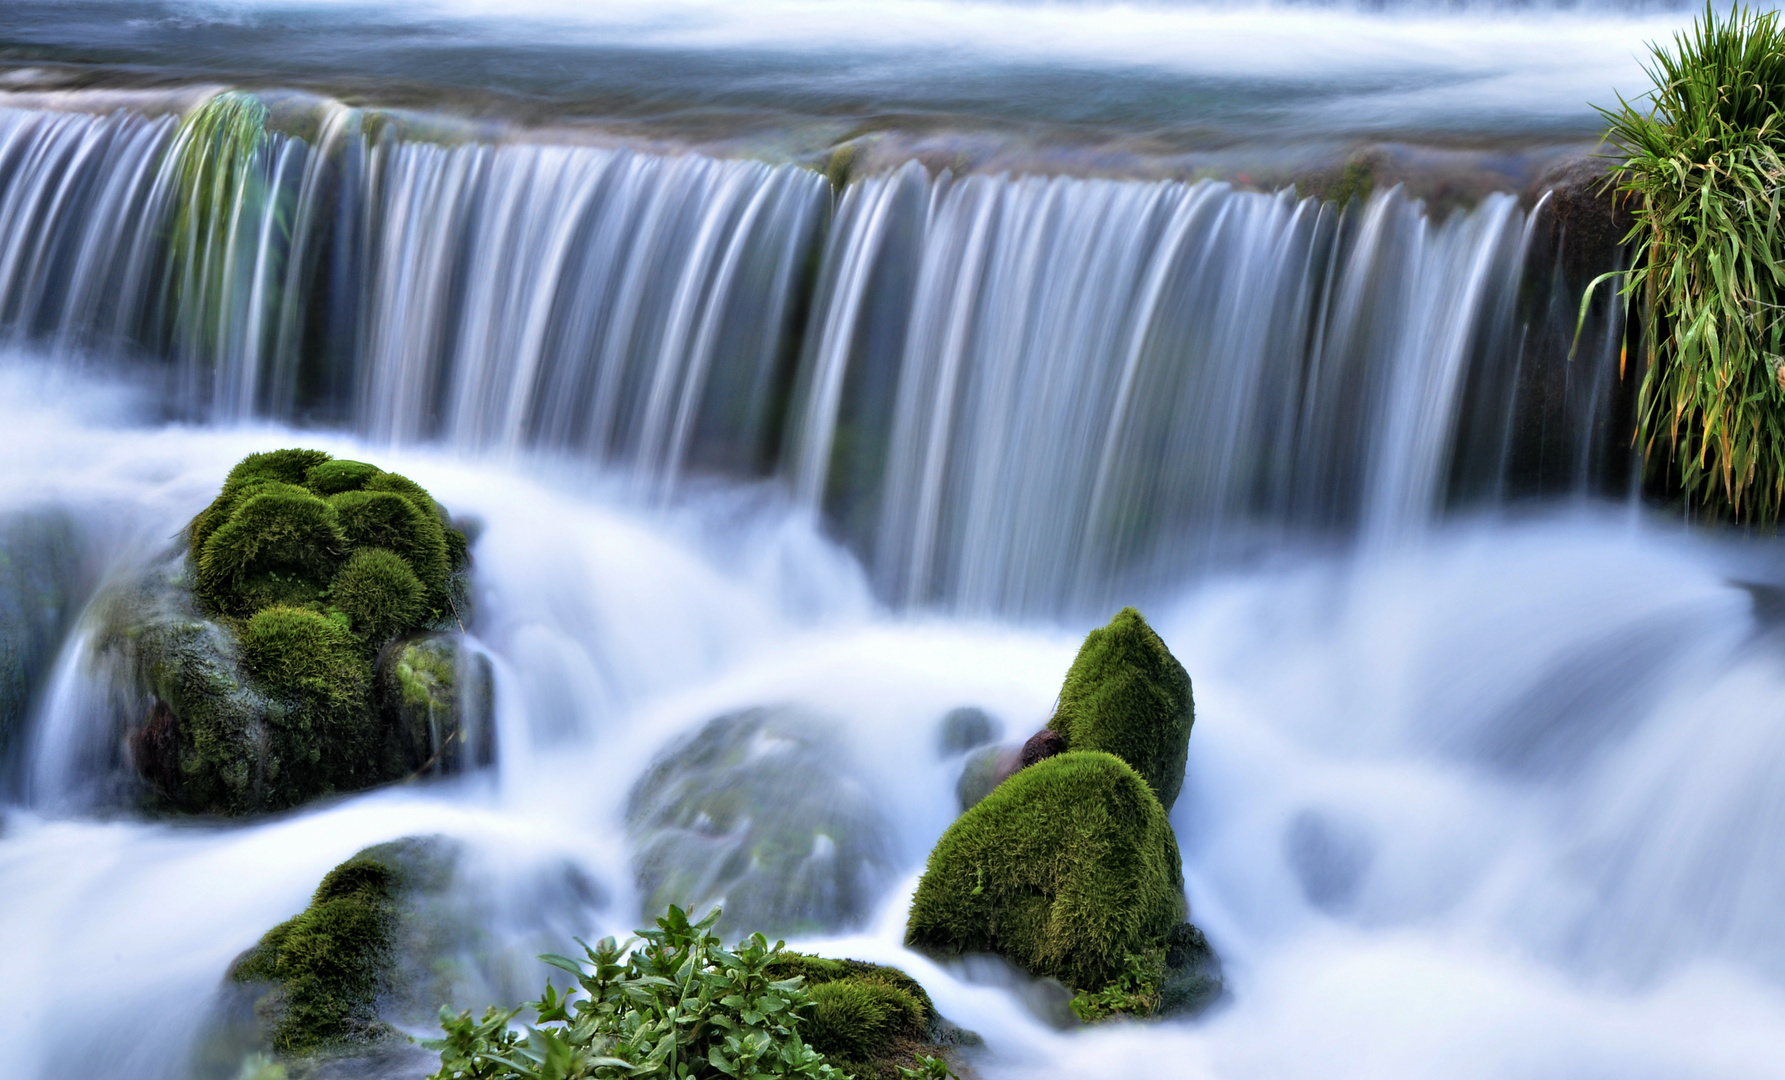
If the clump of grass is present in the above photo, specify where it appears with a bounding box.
[1592,3,1785,523]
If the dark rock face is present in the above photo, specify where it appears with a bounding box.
[376,633,495,777]
[1017,728,1066,770]
[625,705,897,938]
[1158,921,1224,1017]
[1447,154,1638,510]
[0,511,86,784]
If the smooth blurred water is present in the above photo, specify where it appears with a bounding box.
[0,0,1709,147]
[0,349,1782,1079]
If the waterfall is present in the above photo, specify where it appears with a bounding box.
[791,166,1533,613]
[0,92,1624,615]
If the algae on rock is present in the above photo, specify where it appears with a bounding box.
[907,750,1187,992]
[1047,606,1194,813]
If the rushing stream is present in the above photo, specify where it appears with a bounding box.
[2,1,1783,1078]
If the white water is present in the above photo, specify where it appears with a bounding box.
[2,339,1784,1079]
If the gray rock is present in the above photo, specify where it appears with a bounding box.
[626,705,896,938]
[936,706,1000,756]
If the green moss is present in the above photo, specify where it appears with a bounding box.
[229,449,334,488]
[365,471,467,573]
[761,953,949,1080]
[1047,607,1194,813]
[906,751,1186,992]
[197,484,346,617]
[142,450,476,814]
[806,981,921,1064]
[327,491,450,608]
[231,854,400,1053]
[242,606,365,708]
[303,459,381,497]
[329,549,424,648]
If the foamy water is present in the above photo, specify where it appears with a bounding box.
[2,355,1783,1079]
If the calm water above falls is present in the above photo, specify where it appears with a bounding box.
[0,3,1782,1079]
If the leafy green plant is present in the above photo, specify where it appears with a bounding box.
[1590,2,1785,522]
[422,905,852,1080]
[1068,951,1162,1023]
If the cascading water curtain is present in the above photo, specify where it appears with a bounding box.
[787,164,1533,616]
[0,106,174,354]
[356,142,830,495]
[0,94,1598,620]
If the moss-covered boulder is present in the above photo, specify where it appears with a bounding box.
[1046,607,1194,814]
[907,751,1186,993]
[764,953,978,1080]
[112,449,483,815]
[626,706,895,938]
[230,850,405,1053]
[215,838,468,1077]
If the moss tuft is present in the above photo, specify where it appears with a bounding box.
[242,606,366,708]
[1047,607,1194,813]
[906,750,1186,992]
[806,981,923,1064]
[303,459,381,497]
[228,449,333,489]
[197,483,346,617]
[327,490,450,607]
[761,953,955,1080]
[330,548,424,648]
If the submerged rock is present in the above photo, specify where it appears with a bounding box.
[935,706,1000,756]
[108,449,483,815]
[954,743,1017,813]
[626,705,896,938]
[0,511,85,779]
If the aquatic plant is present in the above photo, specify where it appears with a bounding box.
[1593,2,1785,522]
[1046,607,1194,813]
[165,91,275,362]
[906,750,1187,992]
[423,904,961,1080]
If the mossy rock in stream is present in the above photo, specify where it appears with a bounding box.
[1046,607,1194,814]
[906,751,1187,993]
[108,449,484,815]
[204,835,611,1080]
[763,953,979,1080]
